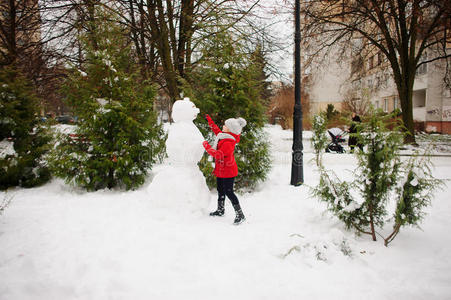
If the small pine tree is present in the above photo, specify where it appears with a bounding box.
[187,32,271,191]
[0,67,51,190]
[313,110,443,246]
[311,113,329,166]
[50,10,165,191]
[325,104,339,121]
[351,111,404,240]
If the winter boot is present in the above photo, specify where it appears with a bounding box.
[232,204,246,225]
[210,199,225,216]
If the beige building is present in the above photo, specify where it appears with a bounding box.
[304,44,451,134]
[300,0,451,134]
[0,0,41,66]
[303,46,346,115]
[353,48,451,134]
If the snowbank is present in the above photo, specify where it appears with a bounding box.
[0,125,450,299]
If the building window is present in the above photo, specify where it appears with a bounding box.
[368,56,374,69]
[384,99,389,112]
[416,52,428,75]
[377,52,383,65]
[17,38,26,46]
[351,58,363,75]
[416,63,427,75]
[394,96,401,111]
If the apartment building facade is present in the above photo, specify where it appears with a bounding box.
[0,0,41,66]
[301,0,450,134]
[355,48,451,134]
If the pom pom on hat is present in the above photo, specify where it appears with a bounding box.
[225,117,247,134]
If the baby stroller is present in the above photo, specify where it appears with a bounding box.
[325,127,346,153]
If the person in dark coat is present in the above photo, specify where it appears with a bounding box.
[202,114,247,225]
[348,112,363,152]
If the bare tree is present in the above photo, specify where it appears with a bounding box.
[268,80,311,129]
[0,0,43,76]
[342,86,373,116]
[302,0,451,143]
[103,0,276,104]
[0,0,68,115]
[37,0,285,110]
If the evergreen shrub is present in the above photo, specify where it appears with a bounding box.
[0,68,51,190]
[187,32,271,191]
[311,113,329,166]
[50,11,165,191]
[313,110,443,246]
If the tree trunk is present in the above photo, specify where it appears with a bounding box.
[177,0,195,78]
[166,0,178,73]
[368,183,377,241]
[7,0,17,65]
[129,0,146,73]
[369,138,377,241]
[85,0,99,51]
[397,56,417,144]
[384,223,401,246]
[369,218,376,241]
[399,87,416,144]
[185,38,192,74]
[147,0,179,103]
[136,1,157,76]
[108,167,114,189]
[397,1,417,144]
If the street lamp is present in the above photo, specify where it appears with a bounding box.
[291,0,304,186]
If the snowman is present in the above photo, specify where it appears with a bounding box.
[147,97,210,213]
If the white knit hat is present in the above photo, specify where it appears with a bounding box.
[225,117,247,135]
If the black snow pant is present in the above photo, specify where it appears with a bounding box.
[217,177,240,206]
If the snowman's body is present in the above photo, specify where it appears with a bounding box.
[147,98,210,213]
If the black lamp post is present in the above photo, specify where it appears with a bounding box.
[291,0,304,186]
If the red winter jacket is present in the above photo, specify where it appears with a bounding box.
[202,115,240,178]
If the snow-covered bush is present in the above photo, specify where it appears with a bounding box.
[313,111,443,246]
[49,9,165,191]
[0,67,51,190]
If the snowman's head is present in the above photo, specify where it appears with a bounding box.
[171,97,200,122]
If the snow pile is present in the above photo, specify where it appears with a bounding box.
[0,125,450,299]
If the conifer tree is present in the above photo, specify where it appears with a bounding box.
[50,10,165,191]
[313,110,443,245]
[0,67,51,190]
[187,32,271,190]
[311,113,329,167]
[250,44,273,107]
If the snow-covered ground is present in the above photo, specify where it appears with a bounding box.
[1,125,450,300]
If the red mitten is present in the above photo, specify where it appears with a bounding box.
[202,141,211,150]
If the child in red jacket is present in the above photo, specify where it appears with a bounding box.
[202,114,246,225]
